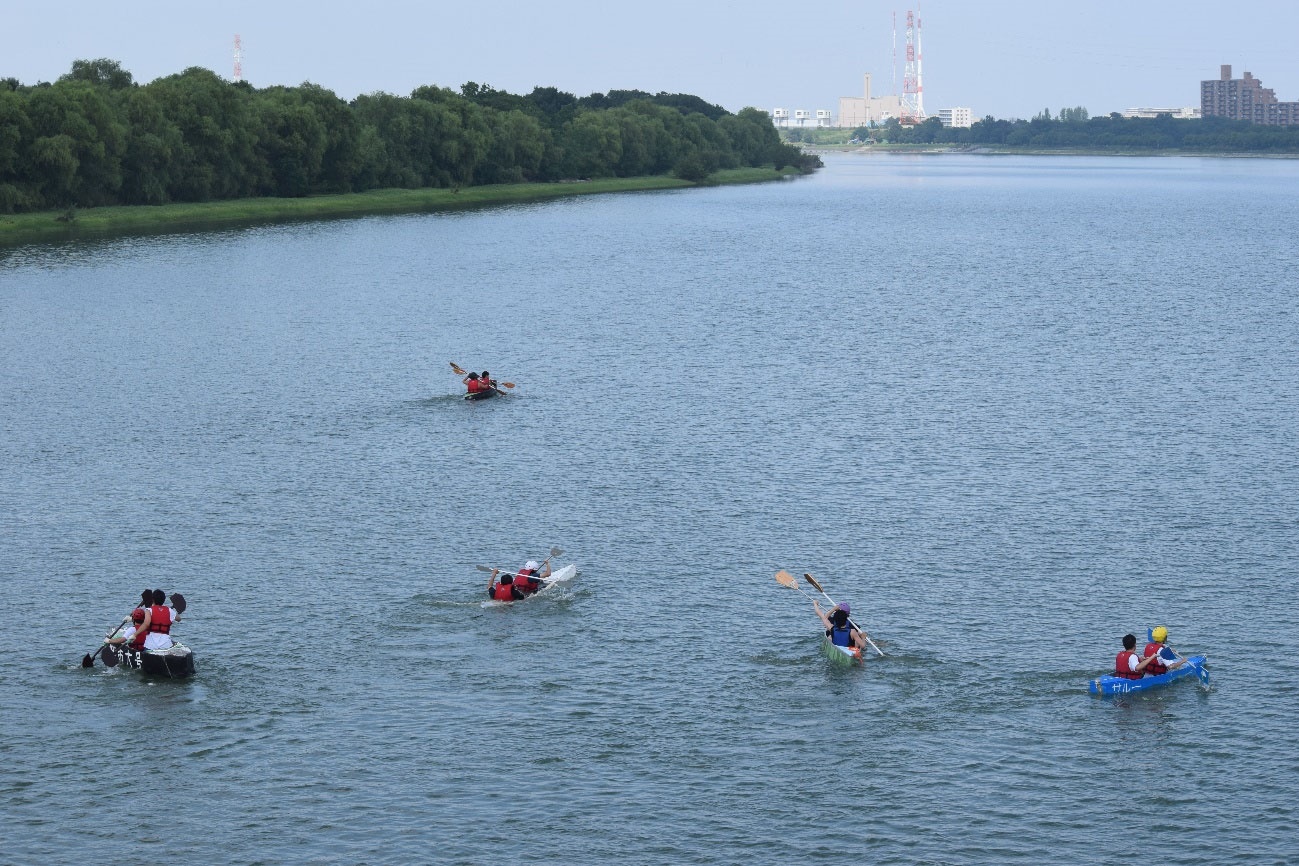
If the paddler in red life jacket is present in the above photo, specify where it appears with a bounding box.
[480,371,497,393]
[134,588,178,650]
[488,570,525,602]
[463,371,483,394]
[108,608,147,648]
[513,560,552,596]
[1143,626,1185,675]
[1114,633,1159,680]
[813,601,868,655]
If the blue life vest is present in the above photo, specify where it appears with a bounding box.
[828,624,854,647]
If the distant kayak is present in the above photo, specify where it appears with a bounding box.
[1088,654,1207,695]
[482,563,577,607]
[464,388,498,401]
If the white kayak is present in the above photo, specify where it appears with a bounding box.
[482,564,578,607]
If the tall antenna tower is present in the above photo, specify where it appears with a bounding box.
[891,12,898,97]
[900,10,926,124]
[233,34,244,82]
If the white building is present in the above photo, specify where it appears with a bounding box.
[838,73,905,128]
[815,109,833,128]
[771,107,790,127]
[937,107,974,128]
[1121,107,1201,119]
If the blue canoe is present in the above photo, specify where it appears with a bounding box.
[1088,655,1208,695]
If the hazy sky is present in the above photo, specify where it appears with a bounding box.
[9,0,1299,120]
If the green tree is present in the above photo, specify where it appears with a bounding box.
[60,58,135,90]
[0,89,33,211]
[23,79,125,206]
[148,67,260,201]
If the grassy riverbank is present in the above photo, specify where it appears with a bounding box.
[0,167,797,247]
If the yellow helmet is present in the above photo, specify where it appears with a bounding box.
[1152,626,1168,643]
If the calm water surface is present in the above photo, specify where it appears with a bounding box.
[2,153,1297,865]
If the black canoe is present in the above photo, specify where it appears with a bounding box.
[103,642,196,678]
[464,388,498,400]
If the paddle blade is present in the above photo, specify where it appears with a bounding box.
[550,547,563,558]
[775,570,798,588]
[450,362,467,375]
[170,593,187,615]
[475,565,496,573]
[804,572,826,594]
[1195,663,1210,686]
[81,652,96,668]
[500,382,515,388]
[101,647,120,668]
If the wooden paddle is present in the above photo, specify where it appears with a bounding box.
[804,573,885,657]
[775,570,815,598]
[82,617,131,667]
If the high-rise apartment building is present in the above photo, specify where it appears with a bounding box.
[1201,65,1299,125]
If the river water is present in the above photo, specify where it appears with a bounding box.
[2,153,1297,865]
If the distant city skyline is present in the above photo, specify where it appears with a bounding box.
[8,0,1299,120]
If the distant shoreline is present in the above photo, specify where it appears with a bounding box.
[802,143,1299,159]
[0,167,800,247]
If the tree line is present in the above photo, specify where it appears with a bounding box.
[841,108,1299,151]
[0,59,819,214]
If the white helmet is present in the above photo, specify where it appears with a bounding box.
[525,560,540,570]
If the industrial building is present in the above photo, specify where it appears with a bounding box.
[837,74,906,127]
[774,9,974,130]
[1201,65,1299,125]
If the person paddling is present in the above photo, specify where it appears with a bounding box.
[1144,626,1186,675]
[1114,633,1160,680]
[814,600,868,656]
[105,608,146,647]
[463,371,483,395]
[513,560,551,596]
[480,371,499,394]
[488,569,525,602]
[133,589,179,651]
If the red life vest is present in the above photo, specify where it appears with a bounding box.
[1114,650,1143,679]
[492,582,515,602]
[1144,642,1168,675]
[131,625,147,649]
[467,379,481,393]
[149,605,171,635]
[515,567,541,593]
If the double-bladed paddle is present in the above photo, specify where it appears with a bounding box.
[804,572,885,657]
[478,548,564,590]
[450,362,515,390]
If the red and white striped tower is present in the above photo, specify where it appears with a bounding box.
[904,11,924,123]
[900,11,926,124]
[233,34,244,82]
[916,7,925,117]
